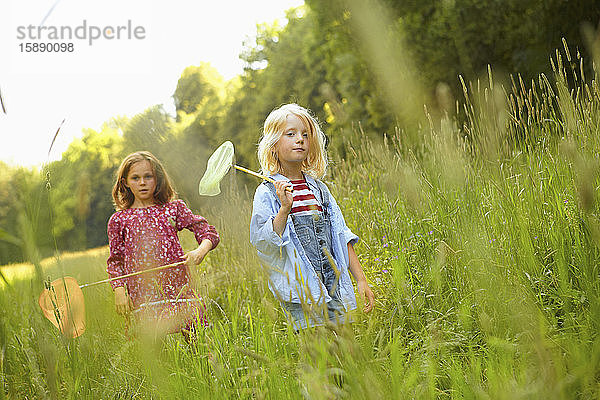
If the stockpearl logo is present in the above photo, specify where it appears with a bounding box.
[16,20,146,46]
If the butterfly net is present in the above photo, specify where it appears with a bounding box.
[38,277,86,338]
[198,141,235,196]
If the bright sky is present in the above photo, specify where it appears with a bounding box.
[0,0,304,167]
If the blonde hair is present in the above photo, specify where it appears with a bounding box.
[257,103,327,178]
[112,151,176,210]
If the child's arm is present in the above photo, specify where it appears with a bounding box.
[272,180,293,237]
[184,238,213,266]
[173,200,219,267]
[347,243,375,313]
[175,200,220,249]
[250,184,291,262]
[106,214,133,315]
[114,287,133,315]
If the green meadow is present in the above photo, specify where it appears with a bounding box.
[1,43,599,399]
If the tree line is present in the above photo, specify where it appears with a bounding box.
[1,0,598,265]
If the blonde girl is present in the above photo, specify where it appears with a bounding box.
[250,104,374,330]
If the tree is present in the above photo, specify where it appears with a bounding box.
[305,0,600,136]
[49,121,123,250]
[173,63,226,117]
[121,106,173,157]
[221,7,331,171]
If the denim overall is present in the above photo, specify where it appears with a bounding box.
[265,180,345,329]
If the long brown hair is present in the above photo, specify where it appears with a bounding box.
[112,151,176,210]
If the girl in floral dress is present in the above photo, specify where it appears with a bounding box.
[107,151,219,338]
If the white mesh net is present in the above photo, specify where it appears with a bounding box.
[198,141,235,196]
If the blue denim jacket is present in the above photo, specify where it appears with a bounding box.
[250,173,359,310]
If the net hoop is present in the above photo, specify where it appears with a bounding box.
[38,277,86,338]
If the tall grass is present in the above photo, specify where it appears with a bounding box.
[1,45,599,398]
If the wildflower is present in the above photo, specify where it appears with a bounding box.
[382,269,389,273]
[428,230,433,235]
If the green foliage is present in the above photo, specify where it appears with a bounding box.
[49,122,123,250]
[0,164,54,266]
[305,0,600,139]
[173,63,226,117]
[306,0,397,137]
[220,7,329,171]
[0,163,22,264]
[121,106,172,157]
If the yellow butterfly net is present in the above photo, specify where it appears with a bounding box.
[38,277,86,338]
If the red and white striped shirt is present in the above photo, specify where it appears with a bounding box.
[290,178,322,216]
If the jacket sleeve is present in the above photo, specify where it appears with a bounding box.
[175,200,220,250]
[249,184,291,258]
[106,213,127,290]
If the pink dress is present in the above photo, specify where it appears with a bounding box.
[106,199,219,332]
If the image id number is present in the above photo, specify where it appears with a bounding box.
[19,42,74,52]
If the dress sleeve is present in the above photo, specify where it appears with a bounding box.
[175,200,220,250]
[106,213,127,290]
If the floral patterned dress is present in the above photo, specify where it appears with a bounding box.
[106,199,219,332]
